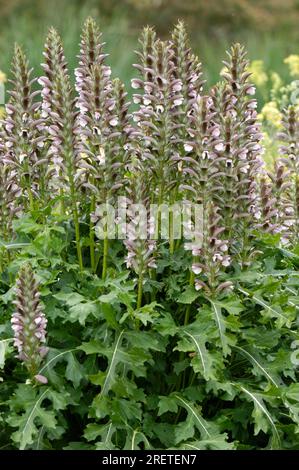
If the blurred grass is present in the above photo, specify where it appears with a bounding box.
[0,1,136,84]
[0,0,297,104]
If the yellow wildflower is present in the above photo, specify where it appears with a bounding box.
[284,55,299,77]
[270,72,283,95]
[248,60,268,88]
[0,70,6,84]
[259,101,282,128]
[261,131,279,168]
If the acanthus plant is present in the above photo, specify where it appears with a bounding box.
[0,19,298,451]
[258,175,279,235]
[0,164,20,271]
[11,263,48,384]
[0,164,20,239]
[124,152,157,310]
[132,28,184,253]
[170,20,204,234]
[76,18,131,277]
[179,93,232,350]
[258,161,294,241]
[211,45,264,265]
[40,28,83,269]
[0,45,44,212]
[277,105,299,242]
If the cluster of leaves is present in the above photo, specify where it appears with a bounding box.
[0,18,299,451]
[1,219,299,450]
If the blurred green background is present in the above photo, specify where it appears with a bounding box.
[0,0,299,97]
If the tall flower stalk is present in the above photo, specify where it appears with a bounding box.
[169,21,204,252]
[212,45,264,265]
[0,163,21,272]
[76,17,112,273]
[132,28,182,251]
[39,28,67,207]
[76,18,131,276]
[0,163,20,240]
[277,105,299,243]
[183,95,230,300]
[258,175,278,234]
[124,154,156,310]
[11,263,48,384]
[40,28,83,269]
[1,45,43,212]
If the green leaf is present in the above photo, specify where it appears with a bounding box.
[155,312,178,336]
[234,345,281,387]
[54,291,86,306]
[65,353,85,387]
[176,436,235,450]
[174,395,211,440]
[80,341,104,355]
[282,384,299,424]
[99,291,119,303]
[133,302,160,326]
[257,298,294,327]
[126,330,165,352]
[12,216,42,234]
[147,421,176,448]
[177,286,200,304]
[158,395,178,416]
[54,291,99,325]
[84,422,115,449]
[112,398,142,423]
[37,348,79,386]
[209,299,231,355]
[81,330,152,418]
[214,297,244,316]
[7,386,56,450]
[238,287,295,328]
[88,330,126,398]
[0,241,30,250]
[64,442,94,450]
[68,301,98,325]
[125,428,151,450]
[1,286,16,304]
[175,332,215,380]
[238,385,281,448]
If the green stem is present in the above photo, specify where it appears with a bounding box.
[137,272,143,309]
[69,175,83,271]
[178,267,196,391]
[174,238,181,251]
[73,201,83,271]
[59,187,65,216]
[169,209,174,254]
[184,269,195,326]
[150,268,156,303]
[157,176,164,237]
[90,195,96,273]
[0,247,3,274]
[102,236,109,280]
[27,185,35,213]
[6,251,13,284]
